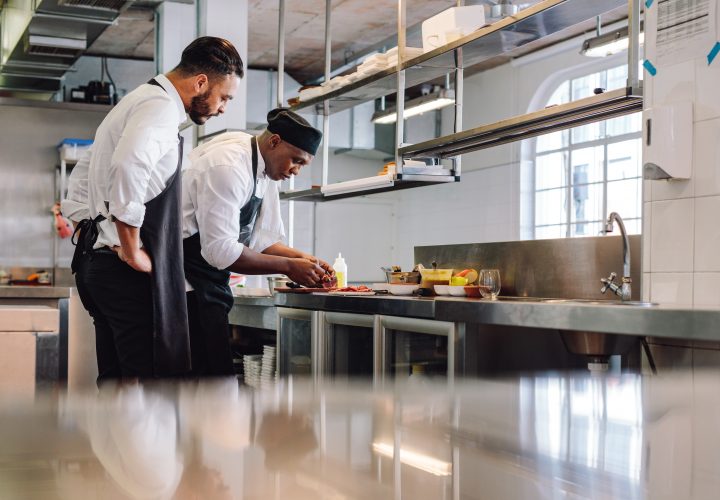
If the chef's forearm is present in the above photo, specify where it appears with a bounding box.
[262,242,305,259]
[227,247,291,275]
[115,220,142,256]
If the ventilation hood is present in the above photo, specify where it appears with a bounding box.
[0,0,128,98]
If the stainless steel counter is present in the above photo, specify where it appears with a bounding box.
[265,293,720,342]
[0,286,72,299]
[273,293,436,318]
[1,373,718,499]
[433,297,720,340]
[230,295,278,330]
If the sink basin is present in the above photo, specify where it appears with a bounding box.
[541,299,657,307]
[494,297,657,307]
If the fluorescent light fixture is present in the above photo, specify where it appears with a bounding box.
[581,26,644,58]
[28,34,86,51]
[372,90,455,124]
[321,174,394,197]
[372,441,452,477]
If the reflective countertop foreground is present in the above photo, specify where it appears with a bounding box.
[1,373,719,499]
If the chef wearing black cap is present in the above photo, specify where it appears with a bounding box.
[181,108,332,376]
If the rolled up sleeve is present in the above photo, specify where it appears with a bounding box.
[108,97,178,227]
[61,148,92,222]
[197,164,249,270]
[249,181,285,253]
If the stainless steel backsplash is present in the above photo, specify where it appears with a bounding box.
[414,235,641,300]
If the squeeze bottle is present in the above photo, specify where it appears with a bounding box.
[333,253,347,288]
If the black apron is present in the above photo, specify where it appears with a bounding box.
[71,77,191,376]
[183,136,264,312]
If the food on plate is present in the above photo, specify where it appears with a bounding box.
[334,285,372,292]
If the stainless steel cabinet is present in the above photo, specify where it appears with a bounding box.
[374,316,463,385]
[319,312,375,381]
[277,308,464,384]
[276,308,314,377]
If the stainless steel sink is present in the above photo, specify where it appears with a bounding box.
[495,297,657,307]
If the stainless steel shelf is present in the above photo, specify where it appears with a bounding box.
[290,0,626,116]
[280,175,458,202]
[399,86,643,159]
[279,187,325,202]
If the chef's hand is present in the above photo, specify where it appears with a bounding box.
[114,246,153,274]
[300,253,334,275]
[286,258,324,287]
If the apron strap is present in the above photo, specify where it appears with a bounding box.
[147,78,164,89]
[70,213,106,274]
[250,136,259,196]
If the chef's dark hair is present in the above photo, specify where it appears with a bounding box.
[174,36,244,79]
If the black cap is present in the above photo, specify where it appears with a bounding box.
[266,108,323,156]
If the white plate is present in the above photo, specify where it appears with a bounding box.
[389,284,419,295]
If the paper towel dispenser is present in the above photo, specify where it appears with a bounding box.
[643,101,693,180]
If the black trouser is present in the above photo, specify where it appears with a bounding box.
[186,291,235,377]
[76,251,154,382]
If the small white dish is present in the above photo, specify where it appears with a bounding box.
[389,284,419,296]
[434,285,451,296]
[448,285,467,297]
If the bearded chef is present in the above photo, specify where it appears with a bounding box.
[181,108,332,376]
[68,37,244,382]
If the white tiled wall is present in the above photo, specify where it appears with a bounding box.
[643,2,720,307]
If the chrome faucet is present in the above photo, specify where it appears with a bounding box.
[600,212,632,301]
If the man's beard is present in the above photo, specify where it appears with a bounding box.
[188,91,217,125]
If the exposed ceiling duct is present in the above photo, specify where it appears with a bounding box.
[0,0,130,98]
[58,0,129,11]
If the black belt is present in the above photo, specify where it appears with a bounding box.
[94,247,117,256]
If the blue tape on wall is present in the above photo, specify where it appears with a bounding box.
[645,0,653,8]
[643,59,658,76]
[708,42,720,65]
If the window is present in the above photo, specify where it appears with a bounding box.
[533,65,642,239]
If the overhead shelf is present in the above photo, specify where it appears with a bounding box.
[290,0,626,116]
[399,86,643,159]
[280,174,458,202]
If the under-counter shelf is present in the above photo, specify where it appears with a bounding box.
[290,0,626,116]
[400,86,643,159]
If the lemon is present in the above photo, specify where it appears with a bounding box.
[450,276,468,286]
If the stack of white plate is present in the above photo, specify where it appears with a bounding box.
[243,354,262,387]
[260,345,276,388]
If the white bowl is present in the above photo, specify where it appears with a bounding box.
[389,284,419,296]
[373,283,391,292]
[434,285,451,296]
[448,285,467,297]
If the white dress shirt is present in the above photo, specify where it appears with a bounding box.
[182,131,286,271]
[60,146,92,222]
[87,74,186,249]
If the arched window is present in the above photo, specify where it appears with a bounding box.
[533,64,642,238]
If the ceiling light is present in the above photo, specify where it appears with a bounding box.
[581,26,644,58]
[372,441,452,476]
[372,90,455,124]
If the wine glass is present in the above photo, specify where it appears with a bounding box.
[479,269,501,300]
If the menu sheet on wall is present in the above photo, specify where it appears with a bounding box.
[656,0,716,65]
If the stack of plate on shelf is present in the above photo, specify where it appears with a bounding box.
[260,345,276,388]
[243,354,262,387]
[295,46,424,102]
